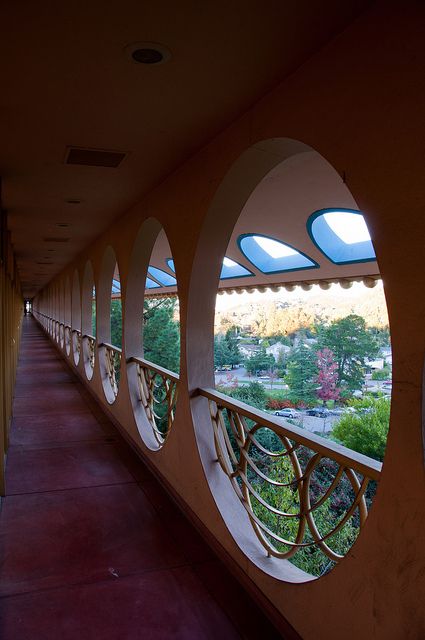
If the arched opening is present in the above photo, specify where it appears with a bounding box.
[71,270,81,365]
[126,220,180,450]
[64,277,71,356]
[82,261,96,381]
[188,138,390,582]
[58,280,65,348]
[98,247,122,404]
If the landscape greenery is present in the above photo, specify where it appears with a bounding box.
[213,310,389,576]
[107,290,390,576]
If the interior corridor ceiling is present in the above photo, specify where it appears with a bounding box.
[0,0,370,297]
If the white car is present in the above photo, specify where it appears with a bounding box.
[274,408,300,419]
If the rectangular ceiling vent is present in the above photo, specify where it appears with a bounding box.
[36,261,54,265]
[65,146,126,168]
[43,237,70,243]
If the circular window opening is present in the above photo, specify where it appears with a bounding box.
[71,270,82,365]
[126,222,180,450]
[64,277,71,356]
[189,139,390,582]
[99,250,122,405]
[59,281,65,349]
[82,261,97,381]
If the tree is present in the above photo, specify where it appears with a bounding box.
[143,298,180,372]
[371,367,391,380]
[110,299,122,348]
[230,381,267,410]
[332,397,390,461]
[214,335,232,368]
[285,343,318,403]
[317,315,379,391]
[225,326,242,367]
[245,348,275,376]
[315,348,340,404]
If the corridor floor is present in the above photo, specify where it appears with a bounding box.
[0,318,281,639]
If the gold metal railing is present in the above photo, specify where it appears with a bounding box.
[99,342,122,397]
[64,324,71,353]
[199,387,381,573]
[128,356,179,445]
[72,328,81,358]
[83,333,96,372]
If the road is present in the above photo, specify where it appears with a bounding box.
[214,368,340,434]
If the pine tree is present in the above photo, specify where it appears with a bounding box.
[143,298,180,372]
[285,343,318,403]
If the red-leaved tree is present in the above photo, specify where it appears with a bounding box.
[315,348,341,404]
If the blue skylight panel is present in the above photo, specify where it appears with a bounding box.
[146,277,161,289]
[167,259,175,273]
[238,234,317,274]
[220,257,253,279]
[308,209,376,264]
[111,279,121,294]
[148,266,177,287]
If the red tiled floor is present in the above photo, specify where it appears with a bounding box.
[0,484,186,596]
[13,369,77,387]
[13,393,92,416]
[0,318,282,639]
[5,442,135,494]
[9,413,114,446]
[139,479,215,564]
[0,567,241,640]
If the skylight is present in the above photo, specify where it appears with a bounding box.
[253,236,297,258]
[220,257,253,279]
[308,209,376,264]
[323,211,371,245]
[146,277,160,289]
[148,266,177,287]
[238,234,317,274]
[111,278,121,294]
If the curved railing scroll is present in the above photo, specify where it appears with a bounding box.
[198,387,381,575]
[128,356,179,445]
[72,328,81,358]
[64,324,71,354]
[83,333,96,373]
[99,342,122,398]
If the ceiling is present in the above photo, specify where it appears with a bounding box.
[0,0,370,297]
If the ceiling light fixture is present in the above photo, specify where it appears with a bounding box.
[126,41,171,66]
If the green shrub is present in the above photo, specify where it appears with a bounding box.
[371,367,391,380]
[332,397,390,461]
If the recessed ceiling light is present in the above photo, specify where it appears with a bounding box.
[126,41,171,65]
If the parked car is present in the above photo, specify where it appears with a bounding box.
[274,408,300,419]
[330,407,344,416]
[305,407,331,418]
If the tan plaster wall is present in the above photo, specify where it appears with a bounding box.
[35,3,425,638]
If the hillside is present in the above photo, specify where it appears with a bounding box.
[215,283,389,336]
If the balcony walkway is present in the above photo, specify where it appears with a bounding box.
[0,317,281,639]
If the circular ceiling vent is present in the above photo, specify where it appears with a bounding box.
[125,42,171,66]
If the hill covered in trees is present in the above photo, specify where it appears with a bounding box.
[215,283,388,337]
